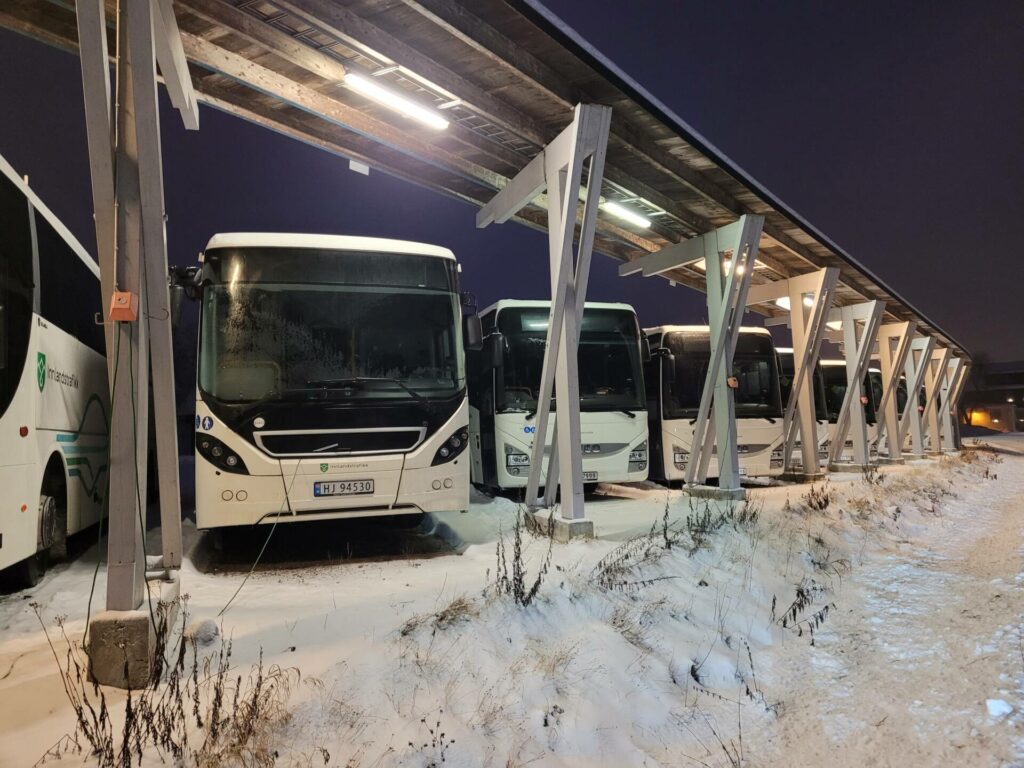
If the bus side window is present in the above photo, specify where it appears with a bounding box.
[34,210,104,354]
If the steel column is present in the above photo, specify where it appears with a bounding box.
[105,5,150,611]
[922,346,952,454]
[939,356,965,452]
[747,268,838,475]
[477,104,612,519]
[826,301,884,467]
[899,336,936,456]
[873,321,916,460]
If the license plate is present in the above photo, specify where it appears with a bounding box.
[583,471,598,482]
[314,479,374,497]
[738,467,748,476]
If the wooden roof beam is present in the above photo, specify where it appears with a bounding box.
[272,0,551,148]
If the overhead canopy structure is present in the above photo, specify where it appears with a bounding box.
[0,0,968,359]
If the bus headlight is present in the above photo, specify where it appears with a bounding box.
[196,433,249,475]
[432,427,470,466]
[628,441,648,472]
[672,445,689,469]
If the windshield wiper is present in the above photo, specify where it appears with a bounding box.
[305,376,432,410]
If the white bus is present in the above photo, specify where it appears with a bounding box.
[185,234,477,530]
[644,326,785,482]
[776,347,830,469]
[0,155,109,585]
[466,300,649,493]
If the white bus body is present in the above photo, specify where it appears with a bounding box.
[0,155,108,584]
[467,301,648,491]
[193,234,471,529]
[645,326,785,482]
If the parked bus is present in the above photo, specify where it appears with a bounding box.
[466,300,649,492]
[776,348,830,468]
[820,360,883,459]
[186,234,478,530]
[0,154,108,585]
[645,326,784,482]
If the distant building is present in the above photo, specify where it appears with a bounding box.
[961,361,1024,433]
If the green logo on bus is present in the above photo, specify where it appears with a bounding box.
[37,352,46,392]
[320,463,329,473]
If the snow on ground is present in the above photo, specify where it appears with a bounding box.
[1,437,1022,767]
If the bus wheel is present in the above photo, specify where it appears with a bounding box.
[41,457,68,561]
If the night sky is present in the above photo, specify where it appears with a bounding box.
[0,0,1021,365]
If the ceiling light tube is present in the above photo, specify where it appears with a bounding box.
[601,201,651,229]
[345,73,449,130]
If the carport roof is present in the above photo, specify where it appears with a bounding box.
[0,0,969,357]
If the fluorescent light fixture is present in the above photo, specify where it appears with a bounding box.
[601,201,651,229]
[345,73,449,130]
[775,295,814,311]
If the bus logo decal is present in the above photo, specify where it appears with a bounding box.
[320,463,329,473]
[523,425,536,434]
[37,353,46,391]
[201,416,213,431]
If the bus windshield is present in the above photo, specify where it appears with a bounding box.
[199,248,464,405]
[662,332,783,420]
[497,307,645,413]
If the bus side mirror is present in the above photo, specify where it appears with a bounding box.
[464,313,483,351]
[640,334,652,363]
[169,285,185,327]
[168,265,201,327]
[486,332,505,370]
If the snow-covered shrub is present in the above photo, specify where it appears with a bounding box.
[32,598,298,768]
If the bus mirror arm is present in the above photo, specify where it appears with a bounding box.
[640,334,652,363]
[168,266,202,327]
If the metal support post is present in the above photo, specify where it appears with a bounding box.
[939,356,965,452]
[76,0,199,683]
[619,216,764,491]
[874,321,916,462]
[826,301,884,468]
[747,268,838,477]
[946,360,970,450]
[921,345,952,455]
[899,336,936,457]
[128,0,183,567]
[105,6,150,611]
[477,104,612,524]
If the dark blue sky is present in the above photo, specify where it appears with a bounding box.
[0,0,1021,361]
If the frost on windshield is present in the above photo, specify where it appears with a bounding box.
[201,284,461,403]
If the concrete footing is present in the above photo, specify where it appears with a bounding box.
[87,609,157,689]
[526,509,594,543]
[87,573,180,689]
[903,453,927,460]
[685,485,747,502]
[876,457,906,465]
[827,463,874,473]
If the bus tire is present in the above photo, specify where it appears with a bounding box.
[41,456,68,561]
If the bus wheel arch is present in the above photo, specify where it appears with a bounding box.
[40,453,69,561]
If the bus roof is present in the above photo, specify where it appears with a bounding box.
[481,299,637,315]
[644,325,772,337]
[0,153,99,279]
[203,232,456,260]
